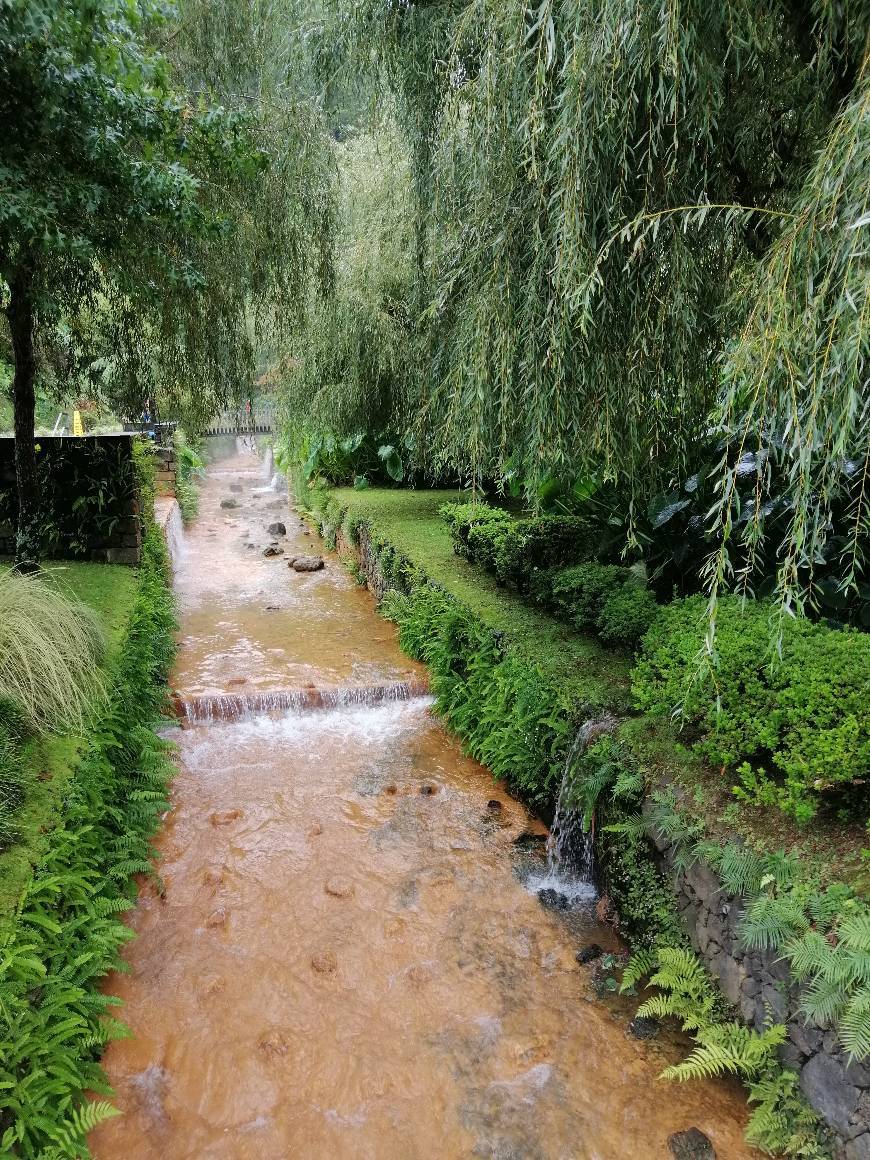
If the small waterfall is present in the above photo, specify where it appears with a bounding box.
[160,499,185,572]
[270,472,287,494]
[173,677,431,724]
[261,446,274,481]
[529,715,618,906]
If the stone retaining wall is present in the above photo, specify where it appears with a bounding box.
[154,445,176,497]
[647,807,870,1158]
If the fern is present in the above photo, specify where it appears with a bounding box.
[663,1022,787,1082]
[741,894,809,951]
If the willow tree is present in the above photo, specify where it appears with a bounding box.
[0,0,335,564]
[320,0,867,603]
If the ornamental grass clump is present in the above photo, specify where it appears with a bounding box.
[0,570,106,733]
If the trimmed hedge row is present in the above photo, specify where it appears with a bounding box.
[440,500,657,647]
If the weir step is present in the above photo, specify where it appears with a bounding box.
[172,678,431,724]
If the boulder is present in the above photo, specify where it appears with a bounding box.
[229,483,243,493]
[668,1128,715,1159]
[220,497,238,509]
[801,1052,861,1138]
[267,521,286,536]
[289,555,324,572]
[263,544,284,558]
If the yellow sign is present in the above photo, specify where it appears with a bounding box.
[72,410,83,436]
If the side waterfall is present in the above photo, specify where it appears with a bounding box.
[531,715,618,904]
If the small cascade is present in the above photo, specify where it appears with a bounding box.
[269,472,287,494]
[261,446,274,481]
[159,499,185,572]
[528,715,618,905]
[173,677,431,724]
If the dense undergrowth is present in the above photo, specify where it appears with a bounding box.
[0,516,176,1154]
[296,479,868,1157]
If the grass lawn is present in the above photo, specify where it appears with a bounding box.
[0,561,139,917]
[315,485,633,714]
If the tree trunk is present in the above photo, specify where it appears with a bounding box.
[7,261,40,570]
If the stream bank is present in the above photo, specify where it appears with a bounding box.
[91,445,757,1158]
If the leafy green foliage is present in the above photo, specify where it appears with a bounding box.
[787,913,870,1062]
[281,429,413,489]
[624,946,828,1156]
[173,428,204,524]
[634,595,870,820]
[0,521,176,1157]
[595,584,660,648]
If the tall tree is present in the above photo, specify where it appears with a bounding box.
[0,0,332,565]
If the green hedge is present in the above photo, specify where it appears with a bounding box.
[634,596,870,822]
[0,523,177,1157]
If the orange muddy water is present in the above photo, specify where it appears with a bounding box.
[91,445,759,1159]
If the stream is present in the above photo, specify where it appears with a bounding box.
[90,444,758,1159]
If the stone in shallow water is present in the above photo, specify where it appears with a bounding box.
[311,950,338,975]
[229,483,243,493]
[289,554,325,572]
[267,521,286,536]
[220,497,239,509]
[628,1015,660,1040]
[263,544,283,557]
[576,943,603,965]
[210,808,243,826]
[538,887,570,911]
[668,1128,715,1159]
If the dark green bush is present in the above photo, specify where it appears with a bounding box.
[491,515,599,591]
[633,595,870,821]
[545,563,629,626]
[439,500,513,560]
[597,584,660,646]
[466,517,515,574]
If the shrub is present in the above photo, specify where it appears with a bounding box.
[633,595,870,820]
[596,583,660,647]
[438,500,512,560]
[491,515,599,591]
[546,562,625,625]
[465,517,515,574]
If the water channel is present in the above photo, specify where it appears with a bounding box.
[90,444,758,1159]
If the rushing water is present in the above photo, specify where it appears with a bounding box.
[90,446,759,1159]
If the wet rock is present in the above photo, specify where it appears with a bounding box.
[486,799,503,812]
[538,887,570,911]
[383,783,398,795]
[267,521,286,536]
[227,676,248,687]
[205,907,228,928]
[311,950,338,975]
[576,943,603,965]
[595,894,620,928]
[229,483,243,493]
[629,1015,660,1040]
[220,497,239,509]
[263,544,284,557]
[801,1052,860,1137]
[325,877,355,899]
[290,554,324,572]
[668,1128,716,1159]
[420,784,437,796]
[210,808,243,826]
